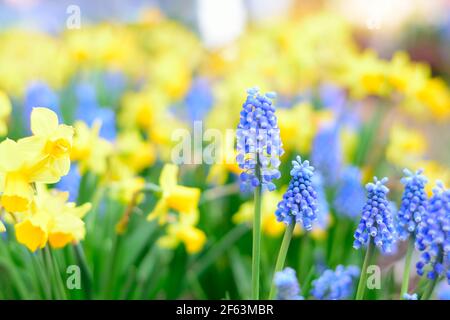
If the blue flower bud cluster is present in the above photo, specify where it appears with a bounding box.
[353,177,397,254]
[275,156,318,230]
[236,88,283,192]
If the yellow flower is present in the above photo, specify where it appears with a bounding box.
[386,125,427,168]
[413,161,450,197]
[116,131,156,173]
[0,90,12,136]
[71,121,113,175]
[14,187,91,251]
[20,108,74,183]
[206,142,241,185]
[233,191,285,237]
[0,139,41,212]
[147,164,201,224]
[416,78,450,120]
[158,220,207,254]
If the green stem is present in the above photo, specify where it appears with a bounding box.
[268,222,295,299]
[251,164,262,300]
[421,251,443,300]
[73,243,93,299]
[421,277,439,300]
[43,247,67,300]
[189,224,249,276]
[400,237,415,299]
[355,240,375,300]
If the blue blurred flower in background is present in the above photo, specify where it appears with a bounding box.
[311,264,360,300]
[24,81,60,131]
[55,164,81,202]
[312,172,329,230]
[334,166,366,218]
[403,293,418,300]
[311,124,342,186]
[75,82,117,141]
[437,282,450,300]
[185,77,213,122]
[274,267,304,300]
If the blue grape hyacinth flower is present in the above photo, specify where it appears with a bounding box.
[236,87,283,192]
[75,82,117,141]
[415,182,450,283]
[275,156,318,230]
[397,168,428,241]
[353,177,397,254]
[24,81,60,131]
[312,173,330,230]
[311,265,360,300]
[274,267,304,300]
[334,166,366,218]
[403,293,418,300]
[311,124,342,186]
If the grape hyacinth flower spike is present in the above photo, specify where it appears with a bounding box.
[236,87,283,300]
[274,267,304,300]
[397,168,428,299]
[354,177,396,300]
[416,182,450,300]
[311,265,360,300]
[269,156,319,299]
[236,87,283,192]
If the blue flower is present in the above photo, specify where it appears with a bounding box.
[55,164,81,202]
[311,125,342,186]
[24,81,60,130]
[75,82,117,141]
[353,177,397,254]
[185,77,213,122]
[415,182,450,283]
[274,267,304,300]
[437,282,450,300]
[334,166,366,218]
[397,168,428,241]
[403,293,418,300]
[312,173,329,230]
[311,265,360,300]
[236,88,283,192]
[275,156,318,230]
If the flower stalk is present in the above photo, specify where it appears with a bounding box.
[251,163,262,300]
[269,222,295,299]
[355,240,375,300]
[400,237,415,299]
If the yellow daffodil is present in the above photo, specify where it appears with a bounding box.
[386,125,427,168]
[147,164,201,224]
[0,139,41,212]
[233,191,285,237]
[158,213,206,254]
[14,187,91,252]
[413,161,450,197]
[71,121,113,175]
[416,78,450,121]
[116,131,156,173]
[0,91,12,136]
[20,108,74,182]
[206,142,241,185]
